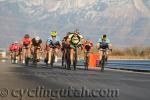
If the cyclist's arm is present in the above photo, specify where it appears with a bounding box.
[66,35,71,44]
[20,39,24,47]
[28,39,32,49]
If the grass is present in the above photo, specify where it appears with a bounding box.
[109,47,150,59]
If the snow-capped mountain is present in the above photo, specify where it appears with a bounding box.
[0,0,150,48]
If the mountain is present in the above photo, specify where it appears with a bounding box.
[0,0,150,48]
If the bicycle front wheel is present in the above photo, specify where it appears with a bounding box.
[101,55,105,72]
[73,49,77,70]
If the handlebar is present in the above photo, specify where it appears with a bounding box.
[100,48,112,52]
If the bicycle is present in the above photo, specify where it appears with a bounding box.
[32,46,40,65]
[13,51,18,64]
[10,51,13,63]
[23,46,30,65]
[72,44,82,70]
[64,44,71,70]
[84,45,92,70]
[49,44,59,68]
[99,48,110,72]
[61,48,65,67]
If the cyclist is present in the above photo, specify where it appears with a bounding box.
[21,34,32,64]
[31,36,42,63]
[9,43,14,63]
[67,29,84,65]
[61,32,73,67]
[96,34,112,61]
[83,39,93,63]
[12,41,21,63]
[61,32,73,51]
[46,31,61,64]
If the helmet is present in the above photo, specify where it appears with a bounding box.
[24,34,30,38]
[67,32,72,36]
[85,39,90,43]
[101,34,107,41]
[51,31,57,37]
[74,29,79,34]
[14,41,18,44]
[35,36,40,41]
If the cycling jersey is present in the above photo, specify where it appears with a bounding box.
[23,38,31,46]
[47,36,61,46]
[69,34,83,45]
[98,38,110,44]
[12,44,20,52]
[83,41,93,51]
[98,38,110,49]
[32,38,42,47]
[9,44,14,51]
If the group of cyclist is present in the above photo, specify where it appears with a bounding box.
[9,29,112,70]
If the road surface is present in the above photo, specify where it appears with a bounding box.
[0,62,150,100]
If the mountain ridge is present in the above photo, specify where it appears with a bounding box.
[0,0,150,48]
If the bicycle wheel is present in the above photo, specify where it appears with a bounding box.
[51,51,55,68]
[62,50,65,67]
[44,52,48,65]
[33,51,37,65]
[13,52,16,64]
[85,52,89,70]
[101,55,105,72]
[73,48,77,70]
[25,56,29,66]
[25,51,30,66]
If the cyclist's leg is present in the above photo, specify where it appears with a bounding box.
[70,44,75,65]
[54,48,59,62]
[78,47,82,60]
[12,51,14,62]
[27,47,31,58]
[97,43,102,60]
[18,47,22,62]
[106,44,111,61]
[22,48,26,63]
[109,43,112,50]
[43,45,47,61]
[37,48,40,62]
[16,51,19,62]
[70,49,74,65]
[48,47,52,64]
[10,52,13,61]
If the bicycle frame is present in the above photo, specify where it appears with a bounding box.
[65,46,71,70]
[32,46,39,65]
[73,45,78,70]
[100,48,108,72]
[62,49,65,67]
[13,51,18,64]
[50,45,57,68]
[23,46,30,65]
[84,51,92,70]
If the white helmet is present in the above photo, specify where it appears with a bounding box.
[35,36,40,41]
[14,41,18,44]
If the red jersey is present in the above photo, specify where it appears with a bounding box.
[9,44,14,51]
[12,44,20,52]
[83,41,93,51]
[23,38,31,46]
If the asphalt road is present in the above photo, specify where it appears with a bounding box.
[0,62,150,100]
